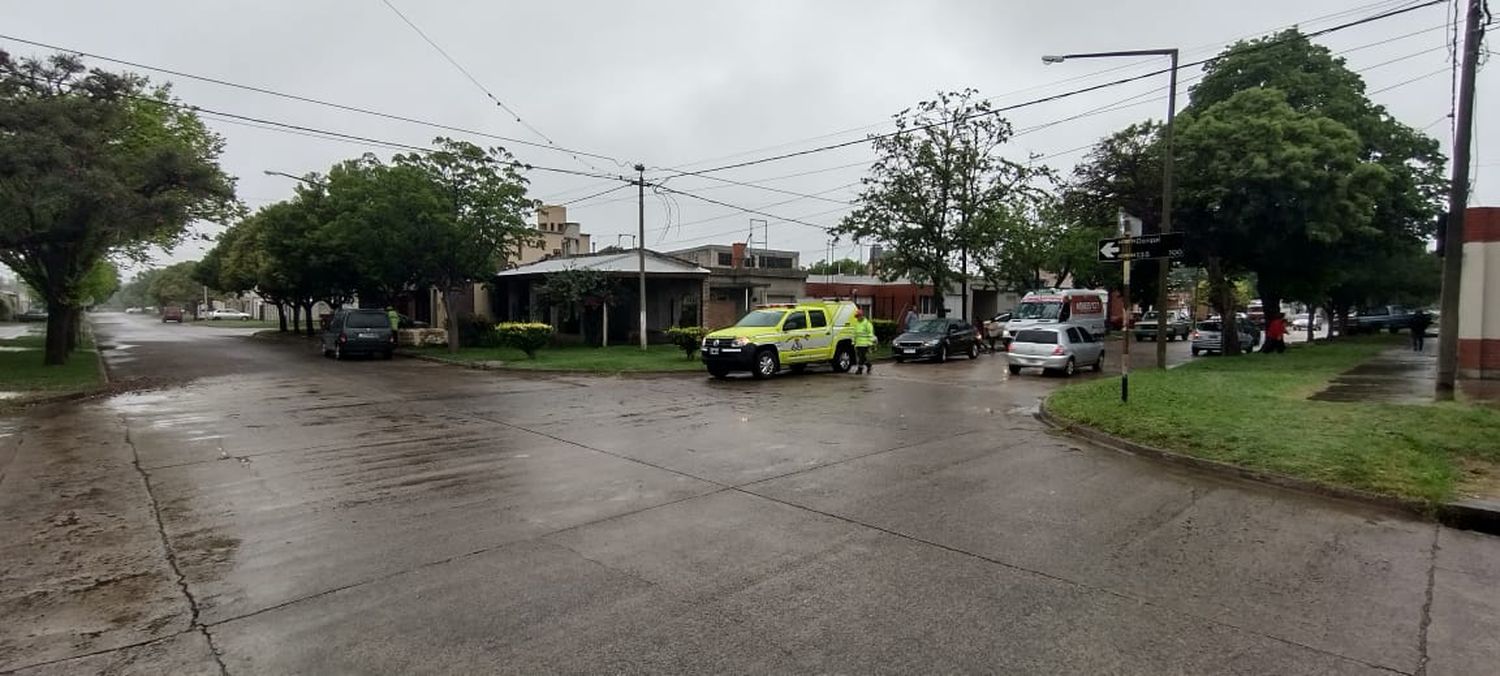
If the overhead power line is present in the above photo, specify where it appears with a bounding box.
[686,0,1449,176]
[376,0,618,174]
[0,33,624,168]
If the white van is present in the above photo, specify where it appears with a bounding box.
[1004,289,1109,340]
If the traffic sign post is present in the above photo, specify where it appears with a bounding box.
[1100,231,1184,402]
[1098,232,1185,262]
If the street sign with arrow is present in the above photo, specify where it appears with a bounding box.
[1098,232,1185,262]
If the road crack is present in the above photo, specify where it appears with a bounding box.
[122,414,231,676]
[1414,524,1439,676]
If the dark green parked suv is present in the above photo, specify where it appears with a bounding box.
[321,309,396,360]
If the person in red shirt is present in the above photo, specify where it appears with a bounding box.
[1264,312,1287,354]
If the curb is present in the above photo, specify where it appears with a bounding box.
[394,350,704,377]
[1034,398,1500,535]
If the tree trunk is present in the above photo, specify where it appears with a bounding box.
[1307,303,1316,345]
[443,289,461,353]
[930,276,945,318]
[291,304,301,334]
[276,302,288,332]
[65,306,82,353]
[1207,257,1240,355]
[43,304,73,365]
[303,301,317,337]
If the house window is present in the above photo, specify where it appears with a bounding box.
[761,256,793,269]
[717,252,733,266]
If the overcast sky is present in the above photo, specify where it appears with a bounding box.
[3,0,1493,276]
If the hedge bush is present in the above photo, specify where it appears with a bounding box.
[872,318,899,344]
[496,322,554,359]
[665,326,708,358]
[456,312,502,347]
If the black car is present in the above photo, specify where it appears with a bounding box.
[892,317,981,363]
[321,309,396,360]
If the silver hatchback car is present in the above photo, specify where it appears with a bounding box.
[1005,324,1105,377]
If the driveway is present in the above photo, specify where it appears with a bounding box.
[1,312,1495,674]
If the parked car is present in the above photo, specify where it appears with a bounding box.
[124,307,143,314]
[1207,313,1261,347]
[321,308,396,360]
[1005,325,1105,377]
[892,317,981,363]
[1350,305,1414,334]
[161,306,184,323]
[1291,313,1324,332]
[1133,310,1191,342]
[1190,320,1257,356]
[17,308,48,322]
[207,308,251,320]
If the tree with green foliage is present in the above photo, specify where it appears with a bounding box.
[806,258,865,276]
[80,259,120,308]
[0,52,237,364]
[537,267,620,346]
[972,195,1066,293]
[1057,121,1166,305]
[1185,29,1445,324]
[147,261,203,311]
[1176,87,1387,353]
[392,138,539,352]
[834,90,1047,318]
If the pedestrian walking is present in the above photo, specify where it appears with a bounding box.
[1264,312,1287,354]
[1410,310,1433,352]
[853,309,876,374]
[902,305,918,333]
[386,306,401,333]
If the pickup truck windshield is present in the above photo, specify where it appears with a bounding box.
[735,310,787,327]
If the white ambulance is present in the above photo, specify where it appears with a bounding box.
[1003,289,1109,340]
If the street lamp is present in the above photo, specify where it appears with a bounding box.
[1043,48,1178,370]
[262,169,326,188]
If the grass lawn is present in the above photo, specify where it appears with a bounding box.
[411,343,705,373]
[1047,336,1500,504]
[0,333,104,400]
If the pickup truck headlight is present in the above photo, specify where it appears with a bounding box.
[733,336,750,347]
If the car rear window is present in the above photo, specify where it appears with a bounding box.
[1197,322,1221,331]
[1014,330,1058,344]
[345,312,388,329]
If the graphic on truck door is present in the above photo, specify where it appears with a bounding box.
[778,310,810,362]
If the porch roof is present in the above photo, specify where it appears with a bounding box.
[496,249,710,278]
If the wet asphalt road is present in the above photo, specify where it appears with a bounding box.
[8,312,1499,674]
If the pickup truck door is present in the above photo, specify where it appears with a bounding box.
[803,309,833,359]
[778,311,810,362]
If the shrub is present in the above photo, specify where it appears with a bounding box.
[872,318,899,344]
[496,322,554,359]
[456,312,501,347]
[665,326,708,358]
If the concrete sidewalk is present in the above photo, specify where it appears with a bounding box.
[1311,345,1500,407]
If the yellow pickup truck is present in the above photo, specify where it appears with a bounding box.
[700,301,859,379]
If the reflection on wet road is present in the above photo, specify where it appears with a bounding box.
[7,313,1496,674]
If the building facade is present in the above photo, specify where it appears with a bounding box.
[515,205,592,266]
[668,243,807,329]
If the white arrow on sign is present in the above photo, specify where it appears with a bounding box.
[1099,240,1121,260]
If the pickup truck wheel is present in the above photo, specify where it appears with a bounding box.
[751,349,778,379]
[831,345,854,373]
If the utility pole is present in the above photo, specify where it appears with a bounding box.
[1437,0,1485,399]
[1155,49,1179,370]
[636,164,648,351]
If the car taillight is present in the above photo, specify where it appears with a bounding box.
[1051,345,1065,356]
[338,332,347,344]
[1191,331,1200,340]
